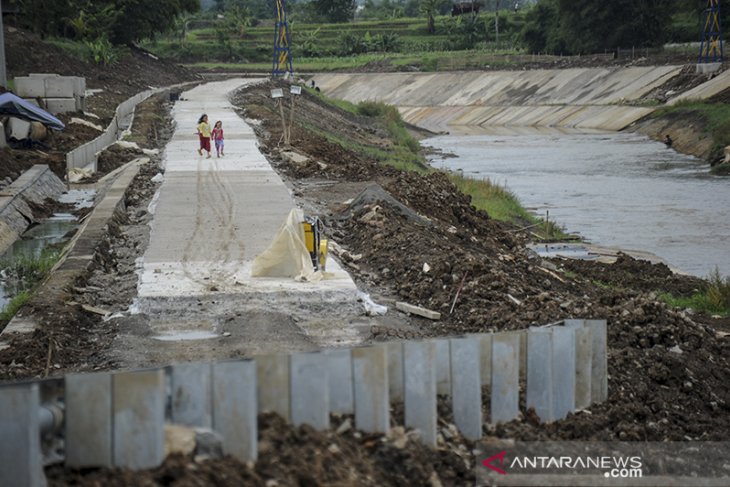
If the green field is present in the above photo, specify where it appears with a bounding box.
[140,13,528,71]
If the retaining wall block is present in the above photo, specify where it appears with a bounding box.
[257,354,290,419]
[449,337,482,440]
[491,332,520,424]
[472,333,492,387]
[434,338,451,395]
[519,330,527,382]
[7,117,31,139]
[213,360,258,462]
[14,76,45,98]
[551,326,577,420]
[113,369,166,469]
[170,362,213,428]
[386,341,404,401]
[563,319,593,409]
[44,76,76,98]
[0,382,44,487]
[404,341,437,446]
[45,98,77,114]
[290,352,330,430]
[327,348,354,414]
[586,319,608,403]
[65,372,113,468]
[526,328,554,422]
[352,345,389,433]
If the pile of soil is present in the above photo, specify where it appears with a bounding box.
[1,26,198,184]
[47,413,475,486]
[5,80,729,484]
[0,95,172,380]
[233,80,730,444]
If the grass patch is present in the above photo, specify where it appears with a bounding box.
[0,248,62,324]
[448,174,532,222]
[0,292,30,323]
[659,268,730,316]
[653,101,730,160]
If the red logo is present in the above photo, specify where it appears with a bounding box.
[482,451,508,475]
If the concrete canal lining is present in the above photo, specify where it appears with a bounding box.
[313,67,691,131]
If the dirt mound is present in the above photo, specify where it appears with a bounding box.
[558,253,706,297]
[0,26,197,185]
[235,81,730,446]
[47,413,475,486]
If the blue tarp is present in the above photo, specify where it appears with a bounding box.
[0,92,65,131]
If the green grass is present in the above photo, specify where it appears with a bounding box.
[653,101,730,160]
[659,268,730,316]
[0,292,30,323]
[448,174,533,222]
[302,91,574,237]
[0,248,62,324]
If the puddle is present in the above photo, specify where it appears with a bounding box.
[58,189,96,209]
[153,330,220,341]
[0,213,79,310]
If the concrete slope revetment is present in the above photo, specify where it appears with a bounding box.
[313,67,685,131]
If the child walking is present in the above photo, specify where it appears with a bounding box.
[197,114,212,158]
[211,121,225,157]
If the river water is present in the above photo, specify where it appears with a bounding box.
[424,130,729,278]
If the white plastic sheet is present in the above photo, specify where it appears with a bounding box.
[251,208,317,280]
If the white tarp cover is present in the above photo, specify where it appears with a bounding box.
[251,208,319,280]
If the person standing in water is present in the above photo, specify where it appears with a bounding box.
[211,120,225,158]
[197,114,212,158]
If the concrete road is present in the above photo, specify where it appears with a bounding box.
[119,79,366,364]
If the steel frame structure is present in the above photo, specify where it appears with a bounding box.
[272,0,293,77]
[699,0,724,63]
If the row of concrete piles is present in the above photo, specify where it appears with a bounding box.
[0,319,606,486]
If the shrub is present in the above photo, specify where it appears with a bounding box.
[85,37,120,66]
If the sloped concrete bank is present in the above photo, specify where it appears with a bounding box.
[313,67,683,132]
[0,165,66,255]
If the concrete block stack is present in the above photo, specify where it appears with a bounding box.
[14,73,86,114]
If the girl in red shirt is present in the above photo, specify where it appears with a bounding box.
[211,121,224,157]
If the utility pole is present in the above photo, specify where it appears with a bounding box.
[495,0,501,45]
[699,0,724,64]
[272,0,293,77]
[0,0,7,89]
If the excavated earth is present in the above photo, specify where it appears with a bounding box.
[1,26,199,184]
[34,78,730,485]
[0,30,727,481]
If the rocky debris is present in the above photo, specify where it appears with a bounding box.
[234,81,730,446]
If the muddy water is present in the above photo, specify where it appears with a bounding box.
[425,130,729,278]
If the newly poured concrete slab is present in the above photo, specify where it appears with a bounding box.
[131,79,360,352]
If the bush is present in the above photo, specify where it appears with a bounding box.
[706,268,730,311]
[85,38,120,66]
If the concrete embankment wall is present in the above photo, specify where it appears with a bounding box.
[313,67,683,131]
[0,165,66,255]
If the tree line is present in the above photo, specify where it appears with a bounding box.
[522,0,729,55]
[7,0,727,57]
[8,0,200,45]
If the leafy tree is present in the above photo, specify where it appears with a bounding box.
[109,0,201,44]
[420,0,448,34]
[520,0,677,54]
[313,0,356,22]
[224,5,254,37]
[12,0,200,45]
